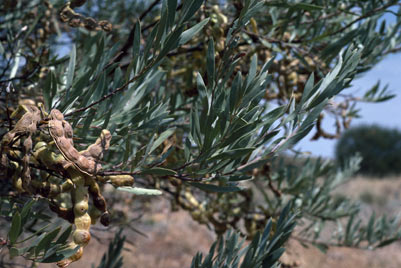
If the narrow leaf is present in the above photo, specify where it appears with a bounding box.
[8,211,21,244]
[190,183,244,193]
[140,167,177,176]
[65,45,76,90]
[117,187,163,195]
[149,128,176,154]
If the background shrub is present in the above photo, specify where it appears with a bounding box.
[335,125,401,176]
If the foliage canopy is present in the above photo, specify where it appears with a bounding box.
[1,0,401,267]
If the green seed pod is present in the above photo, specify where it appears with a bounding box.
[73,230,91,245]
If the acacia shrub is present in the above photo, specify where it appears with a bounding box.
[335,125,401,176]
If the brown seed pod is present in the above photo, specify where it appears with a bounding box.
[86,177,109,226]
[3,104,123,267]
[59,1,112,32]
[80,129,112,161]
[83,17,98,31]
[49,202,74,223]
[99,20,112,32]
[68,15,83,28]
[1,105,41,193]
[48,109,103,176]
[1,105,41,149]
[100,212,110,226]
[70,0,86,8]
[59,4,74,23]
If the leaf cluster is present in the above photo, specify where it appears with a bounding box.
[1,0,401,267]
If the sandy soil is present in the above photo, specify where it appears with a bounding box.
[2,176,401,268]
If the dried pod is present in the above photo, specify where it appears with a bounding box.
[3,104,120,267]
[100,212,110,226]
[59,4,74,23]
[70,0,86,8]
[99,20,112,32]
[68,15,82,27]
[83,17,98,31]
[103,175,135,187]
[81,129,112,161]
[59,2,112,32]
[49,202,74,223]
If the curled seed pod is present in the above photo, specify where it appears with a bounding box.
[74,200,89,215]
[49,120,64,137]
[60,179,74,192]
[49,202,74,223]
[13,176,24,193]
[59,5,74,22]
[57,247,83,268]
[38,181,60,197]
[57,175,92,266]
[73,230,91,245]
[68,15,83,27]
[3,104,119,267]
[48,109,101,176]
[83,17,98,31]
[59,2,112,32]
[21,154,32,192]
[99,20,112,32]
[94,197,106,213]
[88,206,102,224]
[70,0,86,8]
[50,109,64,121]
[100,212,110,226]
[81,129,112,161]
[1,105,40,149]
[74,212,91,231]
[63,122,74,139]
[87,178,109,226]
[102,175,134,187]
[23,136,32,151]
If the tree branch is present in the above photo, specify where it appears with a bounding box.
[64,62,153,117]
[114,0,161,63]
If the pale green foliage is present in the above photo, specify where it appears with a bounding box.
[191,205,296,268]
[1,0,401,267]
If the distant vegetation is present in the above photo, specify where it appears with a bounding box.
[335,125,401,176]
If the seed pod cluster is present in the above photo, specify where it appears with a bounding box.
[1,104,41,192]
[1,104,134,267]
[57,172,91,268]
[48,110,112,176]
[59,1,112,32]
[86,177,110,226]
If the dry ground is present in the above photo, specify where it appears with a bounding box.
[2,176,401,268]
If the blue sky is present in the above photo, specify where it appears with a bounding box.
[296,52,401,158]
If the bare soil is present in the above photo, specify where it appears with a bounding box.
[3,176,401,268]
